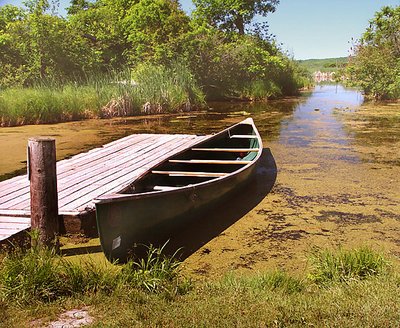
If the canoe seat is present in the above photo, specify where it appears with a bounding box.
[229,135,258,139]
[152,170,228,178]
[191,148,259,152]
[169,159,251,165]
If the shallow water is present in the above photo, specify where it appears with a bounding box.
[1,85,399,276]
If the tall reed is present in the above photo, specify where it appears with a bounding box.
[0,62,205,127]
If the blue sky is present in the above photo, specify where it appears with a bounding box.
[1,0,399,59]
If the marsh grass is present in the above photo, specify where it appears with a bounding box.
[132,62,205,113]
[0,62,205,127]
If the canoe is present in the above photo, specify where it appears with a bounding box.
[94,118,263,261]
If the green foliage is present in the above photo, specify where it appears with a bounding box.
[0,0,309,125]
[193,0,279,35]
[308,246,389,285]
[182,27,307,100]
[123,0,190,64]
[346,6,400,100]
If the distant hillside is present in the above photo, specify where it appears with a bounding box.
[297,57,348,73]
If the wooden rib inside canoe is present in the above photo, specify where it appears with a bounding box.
[169,159,251,165]
[151,170,228,177]
[191,148,259,152]
[229,135,258,139]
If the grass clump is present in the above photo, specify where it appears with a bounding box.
[121,244,190,295]
[0,240,187,306]
[308,246,389,285]
[0,244,62,304]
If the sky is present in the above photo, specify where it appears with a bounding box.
[1,0,399,59]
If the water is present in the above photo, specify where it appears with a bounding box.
[0,84,378,181]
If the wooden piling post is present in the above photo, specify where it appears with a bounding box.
[28,137,59,247]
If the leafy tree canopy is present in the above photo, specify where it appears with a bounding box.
[193,0,279,35]
[346,5,400,100]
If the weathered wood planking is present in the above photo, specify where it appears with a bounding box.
[0,216,30,241]
[0,133,209,241]
[0,134,157,202]
[1,135,208,211]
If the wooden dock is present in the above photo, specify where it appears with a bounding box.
[0,133,208,242]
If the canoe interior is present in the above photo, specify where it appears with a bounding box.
[123,122,260,194]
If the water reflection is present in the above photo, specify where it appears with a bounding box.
[278,85,363,147]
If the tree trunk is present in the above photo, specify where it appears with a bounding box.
[235,15,245,35]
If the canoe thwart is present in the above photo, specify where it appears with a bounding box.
[153,185,180,191]
[229,135,258,139]
[169,159,251,165]
[151,170,228,178]
[191,148,259,152]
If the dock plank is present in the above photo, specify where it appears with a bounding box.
[0,135,163,209]
[0,134,156,203]
[0,216,30,241]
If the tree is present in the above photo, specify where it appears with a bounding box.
[346,6,400,99]
[123,0,190,64]
[192,0,279,35]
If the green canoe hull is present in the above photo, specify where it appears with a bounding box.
[95,118,262,262]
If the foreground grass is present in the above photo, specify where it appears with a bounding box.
[0,246,399,327]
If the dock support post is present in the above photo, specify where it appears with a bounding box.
[28,138,59,247]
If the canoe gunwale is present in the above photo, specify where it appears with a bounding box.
[94,118,263,205]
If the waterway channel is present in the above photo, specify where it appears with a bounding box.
[1,84,399,276]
